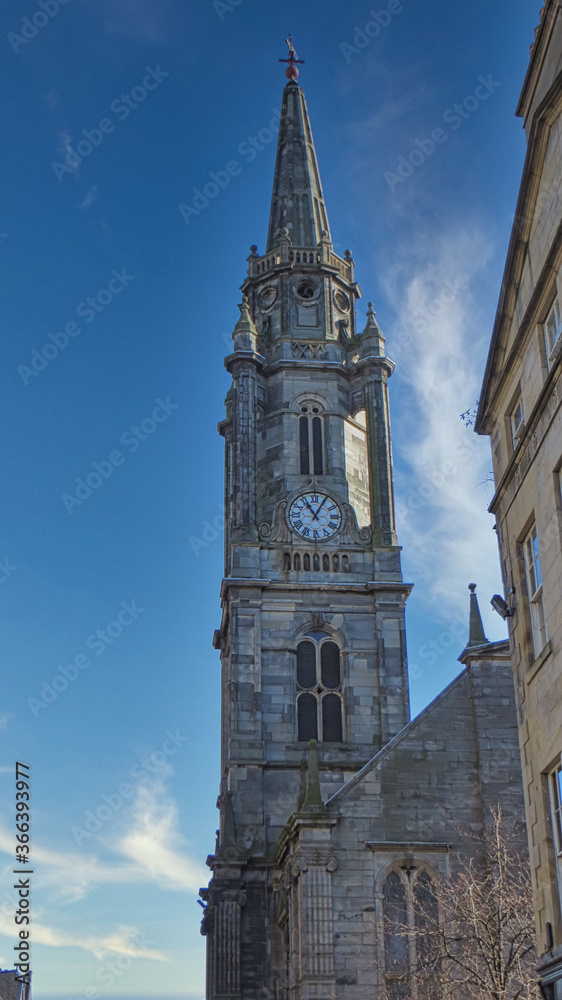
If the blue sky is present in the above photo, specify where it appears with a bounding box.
[0,0,539,996]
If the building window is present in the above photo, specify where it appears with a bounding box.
[523,523,547,656]
[296,632,343,742]
[383,866,440,999]
[299,406,324,475]
[544,297,562,363]
[510,396,525,448]
[549,761,562,907]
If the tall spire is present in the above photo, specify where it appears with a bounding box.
[266,41,332,252]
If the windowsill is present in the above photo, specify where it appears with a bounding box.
[526,640,552,684]
[294,741,345,747]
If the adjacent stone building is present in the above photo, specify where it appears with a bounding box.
[201,44,527,999]
[476,4,562,996]
[0,970,30,1000]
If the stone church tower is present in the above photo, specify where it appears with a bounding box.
[200,45,526,1000]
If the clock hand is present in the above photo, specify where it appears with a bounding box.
[315,496,329,518]
[303,499,317,518]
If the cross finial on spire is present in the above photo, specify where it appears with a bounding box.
[279,34,304,81]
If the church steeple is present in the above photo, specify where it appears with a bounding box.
[266,46,331,251]
[202,50,411,1000]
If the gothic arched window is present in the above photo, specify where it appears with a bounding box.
[299,405,324,475]
[383,866,441,1000]
[296,632,343,742]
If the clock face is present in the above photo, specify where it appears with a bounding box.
[288,492,342,540]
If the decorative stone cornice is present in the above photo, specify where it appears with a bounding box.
[224,351,265,375]
[354,354,395,378]
[219,577,271,599]
[219,580,413,600]
[477,72,562,430]
[516,1,560,120]
[366,841,451,852]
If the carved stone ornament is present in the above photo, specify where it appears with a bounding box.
[337,318,350,342]
[339,503,371,544]
[259,285,278,311]
[292,342,327,360]
[334,289,350,313]
[232,359,259,378]
[206,886,247,908]
[281,850,338,887]
[259,501,291,542]
[258,314,272,349]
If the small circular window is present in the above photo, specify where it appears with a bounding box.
[334,290,350,312]
[296,280,316,300]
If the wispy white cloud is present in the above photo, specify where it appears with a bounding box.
[0,778,206,906]
[382,226,504,626]
[0,713,13,731]
[0,910,165,961]
[114,778,205,891]
[57,130,78,176]
[79,183,98,210]
[0,827,145,903]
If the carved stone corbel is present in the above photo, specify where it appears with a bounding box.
[339,503,371,544]
[259,500,291,542]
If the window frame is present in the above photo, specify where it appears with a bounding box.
[382,865,441,999]
[548,760,562,912]
[544,296,562,365]
[295,632,344,743]
[550,762,562,857]
[510,395,525,448]
[298,406,324,476]
[523,523,547,657]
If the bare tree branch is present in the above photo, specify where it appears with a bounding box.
[382,809,541,1000]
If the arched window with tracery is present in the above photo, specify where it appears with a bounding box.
[298,403,324,475]
[296,631,343,742]
[383,865,441,1000]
